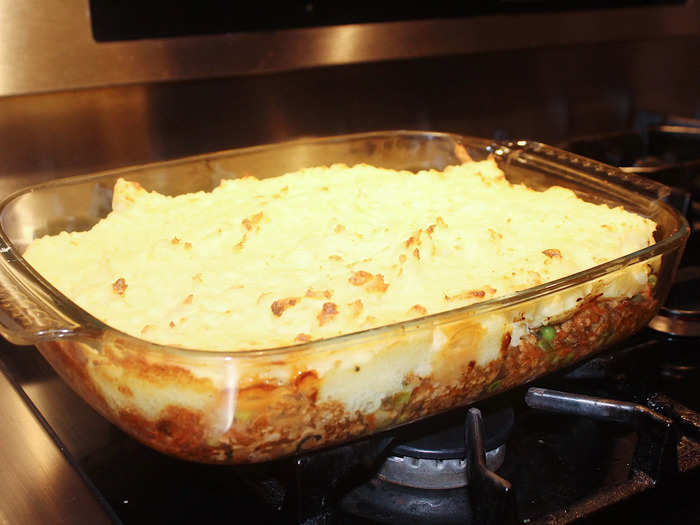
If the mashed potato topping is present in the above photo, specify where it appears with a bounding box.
[23,160,657,351]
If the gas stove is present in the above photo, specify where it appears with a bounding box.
[1,117,699,524]
[2,329,700,524]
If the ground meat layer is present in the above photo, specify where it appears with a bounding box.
[36,291,657,464]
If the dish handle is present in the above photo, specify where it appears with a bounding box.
[0,246,81,345]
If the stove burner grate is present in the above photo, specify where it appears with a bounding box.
[649,266,700,337]
[375,404,514,490]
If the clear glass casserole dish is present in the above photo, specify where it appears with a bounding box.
[0,131,688,464]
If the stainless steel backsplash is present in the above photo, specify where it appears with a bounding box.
[0,36,698,197]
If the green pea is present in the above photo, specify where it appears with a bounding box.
[648,274,658,287]
[540,326,556,342]
[393,390,412,406]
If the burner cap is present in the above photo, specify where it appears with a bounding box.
[377,445,506,490]
[389,405,514,460]
[649,266,700,337]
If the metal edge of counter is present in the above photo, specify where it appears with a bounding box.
[0,353,118,524]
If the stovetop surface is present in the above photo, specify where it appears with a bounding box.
[2,330,700,524]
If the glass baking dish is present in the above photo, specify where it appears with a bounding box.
[0,131,688,464]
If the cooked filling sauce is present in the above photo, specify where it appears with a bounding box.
[23,160,657,351]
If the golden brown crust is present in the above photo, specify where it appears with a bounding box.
[542,248,562,259]
[241,211,263,231]
[112,278,127,295]
[271,297,299,317]
[366,274,389,293]
[348,271,372,286]
[410,304,427,315]
[317,302,339,326]
[348,299,363,317]
[305,288,333,300]
[348,271,389,293]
